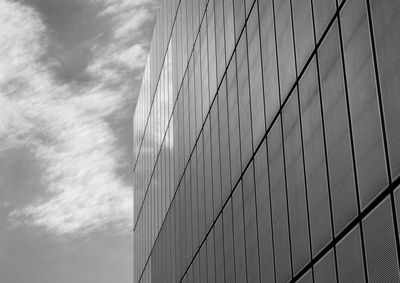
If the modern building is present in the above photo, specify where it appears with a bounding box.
[133,0,400,282]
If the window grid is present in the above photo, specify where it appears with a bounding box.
[133,0,400,282]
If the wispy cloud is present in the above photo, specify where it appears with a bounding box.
[0,0,158,236]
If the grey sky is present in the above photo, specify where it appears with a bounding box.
[0,0,159,282]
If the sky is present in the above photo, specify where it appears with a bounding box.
[0,0,159,282]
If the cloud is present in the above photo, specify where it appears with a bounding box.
[0,0,158,236]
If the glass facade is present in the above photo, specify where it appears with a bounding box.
[133,0,400,282]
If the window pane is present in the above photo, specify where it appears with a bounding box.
[208,3,218,100]
[180,184,187,275]
[312,0,335,42]
[200,21,210,119]
[203,117,214,231]
[227,58,242,186]
[211,99,222,216]
[336,225,366,283]
[237,33,253,167]
[363,197,400,282]
[247,7,266,148]
[254,141,275,282]
[223,200,236,283]
[197,136,206,241]
[319,22,357,235]
[207,231,216,283]
[297,270,313,283]
[232,182,247,283]
[268,119,292,283]
[292,0,314,71]
[219,78,232,203]
[200,243,208,283]
[370,0,400,179]
[243,164,261,283]
[299,58,332,255]
[259,0,280,127]
[233,0,246,41]
[274,0,296,101]
[191,156,199,251]
[224,0,236,61]
[283,92,310,273]
[341,0,388,208]
[215,0,226,82]
[314,249,337,283]
[185,168,193,262]
[215,216,225,283]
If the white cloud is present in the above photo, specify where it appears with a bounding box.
[86,0,159,89]
[0,0,159,236]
